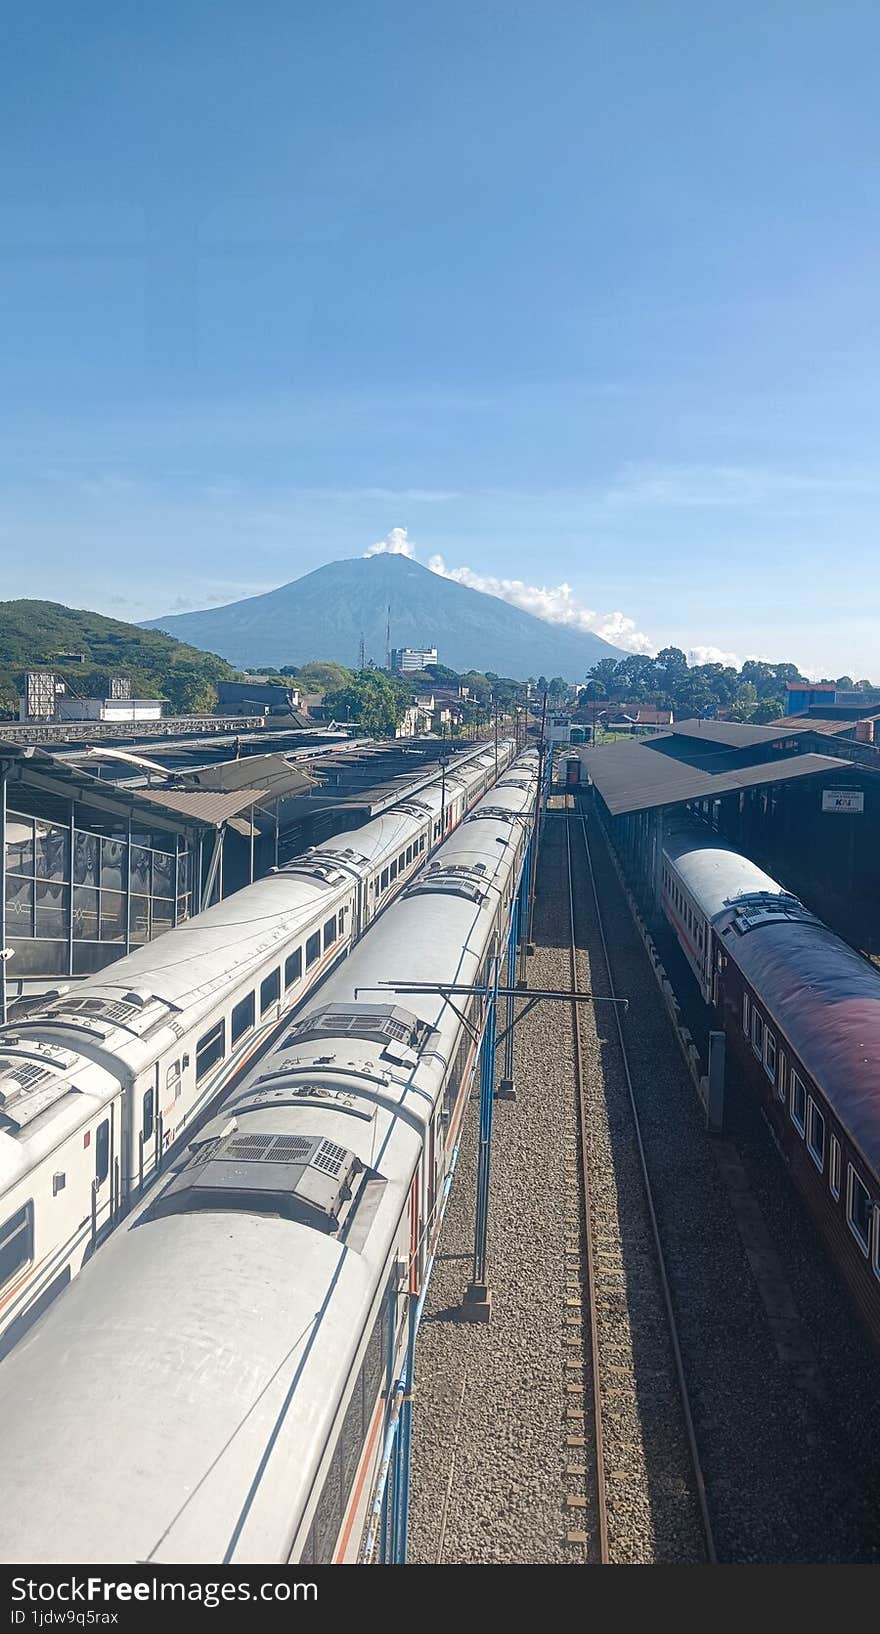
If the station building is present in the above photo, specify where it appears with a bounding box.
[574,717,880,955]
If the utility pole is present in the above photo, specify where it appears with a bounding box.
[358,632,365,671]
[385,605,392,673]
[493,699,499,782]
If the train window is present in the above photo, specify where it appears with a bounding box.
[142,1087,155,1142]
[380,869,389,892]
[750,1009,764,1059]
[306,931,321,969]
[285,948,302,989]
[419,835,426,852]
[847,1166,872,1255]
[790,1071,806,1136]
[806,1101,825,1172]
[196,1020,225,1082]
[742,993,750,1035]
[406,845,413,865]
[399,852,406,871]
[389,859,398,882]
[763,1030,777,1084]
[232,991,255,1043]
[0,1201,33,1290]
[166,1060,181,1099]
[829,1135,841,1200]
[323,916,337,951]
[95,1119,110,1185]
[777,1052,787,1102]
[260,969,280,1014]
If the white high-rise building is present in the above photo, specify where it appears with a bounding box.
[391,646,438,675]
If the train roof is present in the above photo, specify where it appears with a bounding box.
[0,751,537,1564]
[663,823,787,922]
[718,904,880,1180]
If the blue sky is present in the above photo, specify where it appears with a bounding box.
[2,2,879,676]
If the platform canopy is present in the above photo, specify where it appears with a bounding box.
[579,734,851,818]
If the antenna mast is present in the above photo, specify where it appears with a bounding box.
[358,631,365,671]
[385,604,391,672]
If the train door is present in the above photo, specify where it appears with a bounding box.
[161,1055,185,1151]
[138,1065,160,1189]
[355,877,367,938]
[91,1104,114,1240]
[426,1114,441,1261]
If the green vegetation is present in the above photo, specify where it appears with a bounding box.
[324,669,412,736]
[0,600,242,717]
[580,651,875,724]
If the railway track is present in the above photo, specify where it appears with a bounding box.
[410,791,879,1564]
[565,803,715,1564]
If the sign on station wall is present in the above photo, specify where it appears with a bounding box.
[821,788,865,814]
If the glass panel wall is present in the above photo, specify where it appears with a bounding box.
[4,809,192,980]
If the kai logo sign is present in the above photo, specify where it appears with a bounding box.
[821,788,865,814]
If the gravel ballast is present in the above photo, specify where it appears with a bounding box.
[408,799,880,1564]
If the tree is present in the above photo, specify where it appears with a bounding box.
[547,676,568,699]
[162,664,220,714]
[654,647,688,699]
[581,679,606,704]
[324,670,408,736]
[296,661,352,694]
[751,697,783,723]
[729,682,758,721]
[586,658,619,695]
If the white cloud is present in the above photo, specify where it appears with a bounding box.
[687,645,742,668]
[426,554,654,654]
[364,526,415,558]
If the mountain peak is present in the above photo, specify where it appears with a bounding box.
[143,555,624,677]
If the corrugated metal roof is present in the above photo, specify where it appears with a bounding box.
[765,710,880,736]
[180,753,316,796]
[0,742,237,833]
[581,739,850,816]
[143,787,269,826]
[670,718,813,748]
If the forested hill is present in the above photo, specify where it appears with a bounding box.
[0,600,240,715]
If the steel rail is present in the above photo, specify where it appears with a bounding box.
[572,801,717,1565]
[565,814,610,1564]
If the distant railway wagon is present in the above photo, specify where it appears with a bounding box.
[661,821,880,1348]
[0,739,517,1354]
[565,756,582,788]
[0,754,539,1564]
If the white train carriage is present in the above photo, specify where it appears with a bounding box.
[0,753,538,1564]
[0,1045,121,1342]
[661,820,793,1003]
[0,739,515,1352]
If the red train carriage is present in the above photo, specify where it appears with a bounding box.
[713,894,880,1346]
